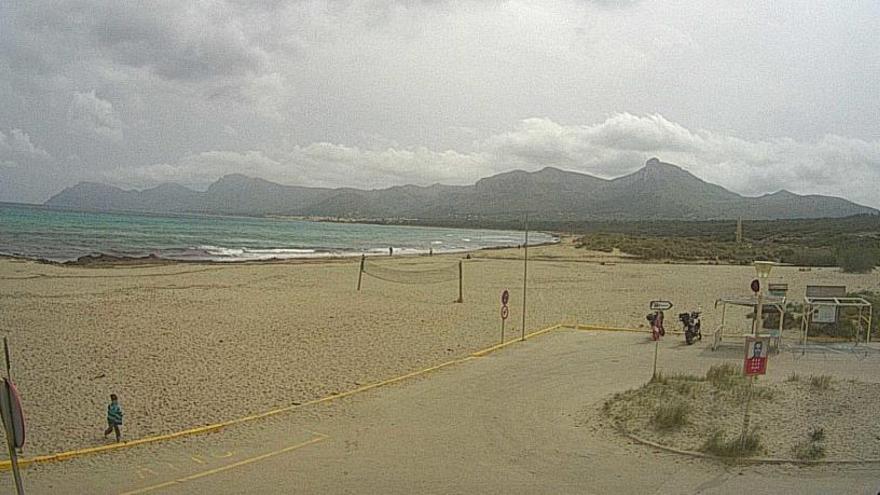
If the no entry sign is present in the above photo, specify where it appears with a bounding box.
[743,336,770,376]
[501,289,509,306]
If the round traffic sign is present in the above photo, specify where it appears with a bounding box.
[501,305,509,320]
[501,289,509,306]
[750,279,760,293]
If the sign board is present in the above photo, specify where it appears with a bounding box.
[649,300,673,311]
[813,304,838,324]
[743,337,770,376]
[501,290,509,306]
[750,279,760,293]
[0,379,25,449]
[806,285,846,298]
[501,305,509,320]
[767,283,788,298]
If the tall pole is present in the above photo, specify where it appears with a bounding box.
[457,260,463,303]
[356,255,365,291]
[521,215,529,341]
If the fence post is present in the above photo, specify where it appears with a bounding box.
[356,255,365,291]
[456,260,463,303]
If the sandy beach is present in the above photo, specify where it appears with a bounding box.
[2,240,878,457]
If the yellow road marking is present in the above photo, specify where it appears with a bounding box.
[117,434,328,495]
[0,322,563,471]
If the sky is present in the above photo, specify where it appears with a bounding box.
[1,0,879,207]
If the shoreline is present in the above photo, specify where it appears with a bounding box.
[0,238,563,268]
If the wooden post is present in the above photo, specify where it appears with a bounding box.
[456,260,463,303]
[652,339,659,380]
[356,255,365,291]
[521,216,529,341]
[740,375,755,451]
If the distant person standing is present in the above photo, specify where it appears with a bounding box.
[389,247,393,256]
[104,393,123,442]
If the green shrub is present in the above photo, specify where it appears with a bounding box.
[651,402,690,430]
[701,429,761,457]
[810,375,833,390]
[837,245,877,273]
[706,363,742,389]
[792,441,826,460]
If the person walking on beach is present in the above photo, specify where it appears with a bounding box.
[389,246,393,256]
[104,393,123,442]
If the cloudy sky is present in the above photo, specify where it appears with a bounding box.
[1,0,878,207]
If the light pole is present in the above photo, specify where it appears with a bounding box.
[753,261,774,335]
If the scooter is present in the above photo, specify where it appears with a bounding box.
[646,311,666,341]
[678,311,702,345]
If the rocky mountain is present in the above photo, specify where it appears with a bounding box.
[45,159,878,221]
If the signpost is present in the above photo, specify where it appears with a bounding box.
[744,336,769,376]
[500,290,509,344]
[740,336,770,451]
[1,338,25,494]
[650,300,673,311]
[649,301,672,378]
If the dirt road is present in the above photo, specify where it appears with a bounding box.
[6,329,880,494]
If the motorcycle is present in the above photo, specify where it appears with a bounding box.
[646,311,666,341]
[678,311,702,345]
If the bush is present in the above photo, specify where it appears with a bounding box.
[792,428,827,460]
[706,363,742,389]
[651,402,690,430]
[701,429,761,457]
[810,375,833,390]
[792,441,826,460]
[837,245,877,273]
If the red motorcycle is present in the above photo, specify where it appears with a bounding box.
[646,311,666,341]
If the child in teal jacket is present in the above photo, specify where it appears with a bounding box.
[104,393,123,442]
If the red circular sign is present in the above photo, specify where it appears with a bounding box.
[501,305,509,320]
[750,279,760,293]
[501,290,509,306]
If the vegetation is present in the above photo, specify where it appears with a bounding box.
[566,214,879,267]
[810,375,834,391]
[701,429,762,457]
[651,402,690,430]
[792,428,827,460]
[837,244,878,273]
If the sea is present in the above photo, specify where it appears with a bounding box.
[0,203,556,263]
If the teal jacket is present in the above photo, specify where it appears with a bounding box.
[107,401,123,425]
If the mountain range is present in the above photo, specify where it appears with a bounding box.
[45,158,878,221]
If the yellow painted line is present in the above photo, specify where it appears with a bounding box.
[472,323,562,357]
[572,324,685,335]
[0,321,564,471]
[117,434,328,495]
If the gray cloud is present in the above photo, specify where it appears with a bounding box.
[1,0,878,208]
[0,128,52,167]
[68,91,123,141]
[108,114,880,208]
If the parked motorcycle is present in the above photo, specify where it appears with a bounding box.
[678,311,702,345]
[646,311,666,341]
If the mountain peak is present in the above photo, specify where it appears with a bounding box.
[45,160,878,220]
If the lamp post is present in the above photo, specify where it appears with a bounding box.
[753,261,774,335]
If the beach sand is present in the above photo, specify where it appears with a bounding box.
[1,240,878,457]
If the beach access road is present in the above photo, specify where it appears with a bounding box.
[8,329,880,494]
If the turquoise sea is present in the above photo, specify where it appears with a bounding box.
[0,203,555,262]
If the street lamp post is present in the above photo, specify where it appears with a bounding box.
[753,261,774,335]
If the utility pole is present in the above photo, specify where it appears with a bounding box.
[521,214,529,341]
